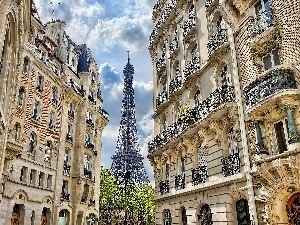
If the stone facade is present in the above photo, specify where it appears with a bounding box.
[148,0,300,224]
[0,1,108,224]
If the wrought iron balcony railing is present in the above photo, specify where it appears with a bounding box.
[68,110,74,119]
[169,38,179,56]
[66,134,73,143]
[183,15,196,37]
[98,106,109,120]
[85,142,94,150]
[247,10,273,38]
[61,193,70,201]
[183,56,200,78]
[207,29,227,57]
[169,76,182,95]
[244,68,296,108]
[175,173,185,190]
[159,180,169,195]
[84,168,92,179]
[149,85,235,154]
[156,90,168,108]
[205,0,213,8]
[86,118,94,128]
[149,0,179,45]
[192,166,208,185]
[221,153,240,177]
[88,95,96,104]
[88,199,96,206]
[63,164,71,175]
[156,56,166,73]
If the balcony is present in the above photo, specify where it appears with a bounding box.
[183,15,196,37]
[207,29,227,57]
[149,85,235,154]
[192,166,208,185]
[149,0,179,45]
[88,199,96,206]
[247,10,273,38]
[183,56,200,78]
[63,164,71,175]
[85,142,94,150]
[221,153,240,177]
[159,180,169,195]
[205,0,214,8]
[175,173,185,190]
[156,56,166,73]
[156,90,168,108]
[61,193,70,201]
[88,95,96,104]
[68,110,74,119]
[169,76,182,95]
[69,79,85,97]
[86,119,94,128]
[98,106,109,120]
[169,38,179,56]
[244,68,297,108]
[66,134,73,143]
[84,168,92,179]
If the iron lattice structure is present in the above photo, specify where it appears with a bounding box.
[111,55,149,186]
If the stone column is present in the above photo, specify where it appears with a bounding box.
[284,105,300,143]
[254,121,269,154]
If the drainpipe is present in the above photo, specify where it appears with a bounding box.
[227,27,258,224]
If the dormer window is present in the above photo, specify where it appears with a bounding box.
[36,75,44,92]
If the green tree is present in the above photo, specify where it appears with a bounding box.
[99,167,155,224]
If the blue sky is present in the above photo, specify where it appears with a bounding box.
[34,0,156,183]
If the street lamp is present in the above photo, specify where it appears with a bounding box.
[124,170,131,225]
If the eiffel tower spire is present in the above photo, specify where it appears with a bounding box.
[110,53,149,185]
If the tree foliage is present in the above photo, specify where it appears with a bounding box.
[99,167,155,224]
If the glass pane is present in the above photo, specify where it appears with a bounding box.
[263,54,272,70]
[272,48,280,66]
[275,121,287,154]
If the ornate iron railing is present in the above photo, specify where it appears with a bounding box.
[66,134,73,143]
[149,0,179,45]
[192,166,208,185]
[156,90,168,108]
[68,110,74,119]
[86,118,94,128]
[63,164,71,175]
[149,85,235,154]
[84,168,92,179]
[88,199,96,206]
[61,193,70,201]
[156,56,166,73]
[247,10,273,38]
[98,106,109,120]
[169,38,179,56]
[175,173,185,190]
[183,15,196,37]
[244,68,297,107]
[183,56,200,78]
[69,79,85,97]
[159,180,170,195]
[169,76,182,95]
[85,142,94,150]
[207,29,227,57]
[205,0,213,8]
[221,153,240,177]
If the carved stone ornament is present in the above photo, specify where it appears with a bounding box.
[229,183,243,200]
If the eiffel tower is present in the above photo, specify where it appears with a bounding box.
[110,52,149,185]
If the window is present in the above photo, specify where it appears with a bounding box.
[236,199,251,225]
[47,175,52,189]
[275,120,288,154]
[48,111,55,130]
[36,75,44,92]
[86,111,94,127]
[23,57,30,73]
[85,132,91,144]
[262,48,280,70]
[32,100,41,121]
[182,207,187,225]
[51,87,58,104]
[39,172,45,187]
[163,210,172,225]
[64,149,71,174]
[40,51,46,61]
[84,154,92,179]
[28,132,37,153]
[255,0,272,33]
[20,167,27,182]
[13,123,20,142]
[68,103,74,118]
[30,169,37,184]
[62,180,68,194]
[165,163,170,180]
[44,140,52,162]
[18,87,25,107]
[90,71,95,84]
[180,156,185,174]
[71,58,75,67]
[194,89,202,107]
[81,184,89,203]
[228,127,238,155]
[88,90,95,103]
[66,124,73,142]
[198,204,212,225]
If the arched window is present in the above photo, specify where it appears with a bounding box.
[236,199,250,225]
[182,207,187,225]
[287,193,300,224]
[28,132,37,153]
[164,209,172,225]
[198,204,212,225]
[18,87,25,107]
